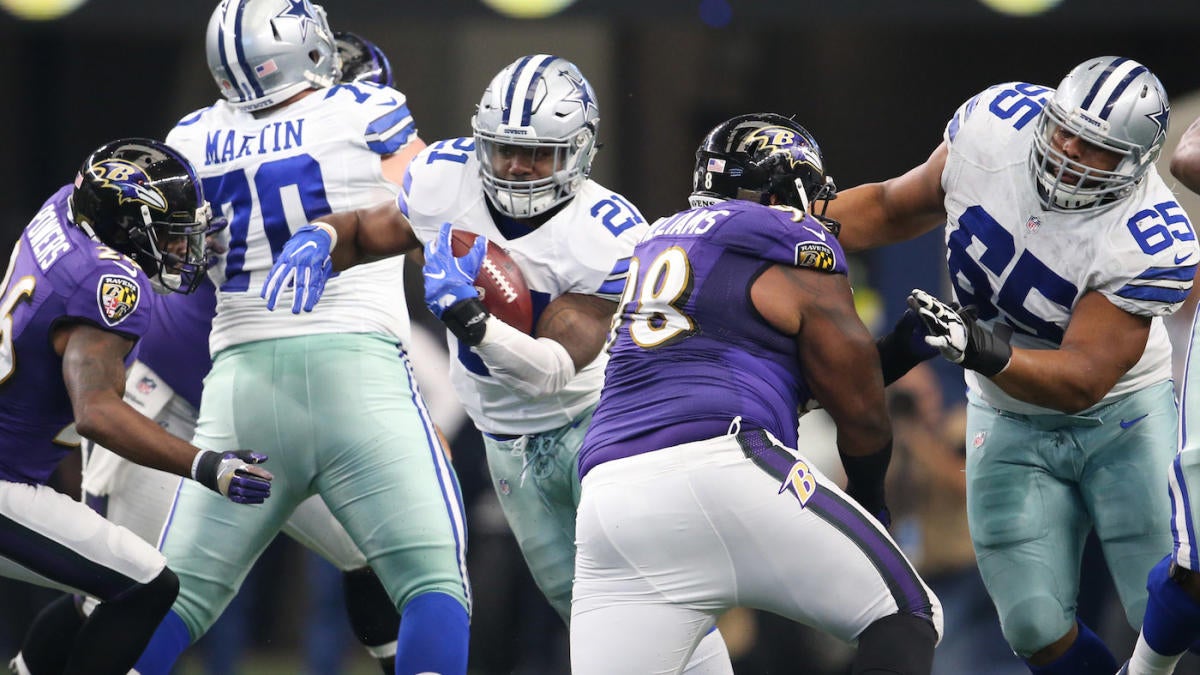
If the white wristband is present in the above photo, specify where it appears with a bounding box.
[312,221,338,250]
[190,449,206,481]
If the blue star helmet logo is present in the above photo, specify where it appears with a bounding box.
[1146,97,1170,145]
[560,69,598,120]
[275,0,318,41]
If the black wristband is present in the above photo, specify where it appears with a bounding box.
[442,297,490,347]
[839,440,893,506]
[964,322,1013,377]
[193,450,221,493]
[876,332,923,386]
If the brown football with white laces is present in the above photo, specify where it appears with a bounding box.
[450,229,534,334]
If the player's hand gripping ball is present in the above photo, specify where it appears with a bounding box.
[449,229,534,334]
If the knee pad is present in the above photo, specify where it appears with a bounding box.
[853,613,937,675]
[117,567,179,615]
[999,595,1071,657]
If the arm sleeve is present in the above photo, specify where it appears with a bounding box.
[473,316,575,398]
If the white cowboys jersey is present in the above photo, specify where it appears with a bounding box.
[401,137,647,435]
[166,81,419,353]
[942,82,1198,415]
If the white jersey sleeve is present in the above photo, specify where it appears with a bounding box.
[400,138,648,434]
[166,86,419,353]
[939,82,1198,414]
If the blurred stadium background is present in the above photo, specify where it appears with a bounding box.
[2,0,1200,673]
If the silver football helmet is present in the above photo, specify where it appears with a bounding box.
[1031,56,1170,211]
[206,0,340,112]
[472,54,600,218]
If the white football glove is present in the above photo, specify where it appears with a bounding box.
[906,288,1012,377]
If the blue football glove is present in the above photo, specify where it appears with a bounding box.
[423,222,487,319]
[193,450,273,505]
[261,224,334,314]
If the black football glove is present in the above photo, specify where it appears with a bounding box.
[875,307,939,385]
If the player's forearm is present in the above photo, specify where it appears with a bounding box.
[990,348,1121,414]
[1171,118,1200,195]
[74,395,201,479]
[825,183,896,252]
[829,184,941,253]
[473,317,576,398]
[321,200,420,272]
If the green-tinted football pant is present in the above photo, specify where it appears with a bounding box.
[161,333,470,639]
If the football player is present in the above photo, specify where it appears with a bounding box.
[566,113,941,674]
[828,56,1195,675]
[1120,114,1200,675]
[263,53,738,672]
[336,31,393,88]
[0,138,271,675]
[131,2,470,674]
[11,29,412,675]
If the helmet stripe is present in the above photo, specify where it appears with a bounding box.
[217,1,254,103]
[1098,65,1148,120]
[231,0,265,100]
[215,2,247,102]
[1079,57,1128,110]
[505,54,556,127]
[502,54,535,126]
[1078,57,1147,121]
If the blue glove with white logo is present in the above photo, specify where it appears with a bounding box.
[423,222,490,345]
[261,224,334,314]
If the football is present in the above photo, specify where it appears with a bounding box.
[450,229,535,334]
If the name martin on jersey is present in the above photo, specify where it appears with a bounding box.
[204,119,305,166]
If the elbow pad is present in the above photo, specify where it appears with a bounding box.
[473,316,576,398]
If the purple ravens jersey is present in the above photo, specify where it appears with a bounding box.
[579,200,848,477]
[0,185,155,485]
[136,278,216,410]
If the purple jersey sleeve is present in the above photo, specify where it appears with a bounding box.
[703,201,848,275]
[65,261,154,341]
[0,186,155,485]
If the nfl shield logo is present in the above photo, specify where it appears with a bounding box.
[973,431,987,448]
[498,479,511,496]
[1025,215,1041,233]
[136,377,157,395]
